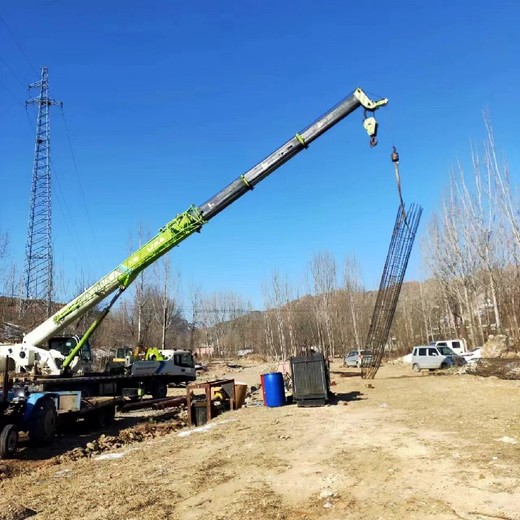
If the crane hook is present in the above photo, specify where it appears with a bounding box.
[391,146,407,222]
[391,146,399,163]
[363,114,379,147]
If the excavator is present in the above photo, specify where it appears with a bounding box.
[0,87,388,386]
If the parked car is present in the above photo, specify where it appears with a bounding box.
[411,345,466,372]
[344,350,374,368]
[461,347,482,365]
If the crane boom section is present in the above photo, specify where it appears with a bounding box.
[23,207,206,346]
[199,88,387,220]
[23,88,387,347]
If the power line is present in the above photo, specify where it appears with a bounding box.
[52,163,91,268]
[0,75,25,106]
[0,12,38,74]
[0,65,36,135]
[22,104,36,134]
[0,54,29,90]
[59,106,98,252]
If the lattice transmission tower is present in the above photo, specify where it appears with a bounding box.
[23,66,62,316]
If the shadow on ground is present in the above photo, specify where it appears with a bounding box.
[329,391,365,404]
[331,370,363,378]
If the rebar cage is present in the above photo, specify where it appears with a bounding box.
[362,203,423,379]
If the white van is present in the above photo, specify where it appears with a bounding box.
[411,345,466,372]
[430,339,467,355]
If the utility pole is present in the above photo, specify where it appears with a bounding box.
[23,66,62,317]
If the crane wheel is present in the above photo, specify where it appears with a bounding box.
[0,424,18,459]
[151,380,168,399]
[28,397,57,444]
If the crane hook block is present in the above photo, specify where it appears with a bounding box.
[363,116,378,147]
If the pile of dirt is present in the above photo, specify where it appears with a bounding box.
[57,418,187,462]
[471,358,520,379]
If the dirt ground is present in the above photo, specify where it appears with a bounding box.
[1,360,519,520]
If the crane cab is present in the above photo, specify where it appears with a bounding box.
[48,336,93,374]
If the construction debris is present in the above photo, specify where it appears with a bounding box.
[57,420,187,462]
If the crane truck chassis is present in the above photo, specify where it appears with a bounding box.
[0,87,388,404]
[33,352,196,400]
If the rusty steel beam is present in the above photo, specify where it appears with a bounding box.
[152,396,187,410]
[119,396,174,412]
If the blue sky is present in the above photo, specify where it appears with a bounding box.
[1,1,519,311]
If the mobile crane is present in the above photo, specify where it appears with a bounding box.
[0,87,387,401]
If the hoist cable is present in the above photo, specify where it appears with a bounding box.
[391,146,409,228]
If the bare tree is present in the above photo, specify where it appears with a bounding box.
[0,228,8,276]
[455,147,504,336]
[195,291,251,357]
[261,271,300,359]
[126,225,153,347]
[420,115,520,348]
[262,278,283,359]
[263,309,276,358]
[152,257,181,349]
[187,284,202,353]
[309,252,337,358]
[3,264,20,299]
[481,116,520,343]
[422,175,482,346]
[342,255,365,349]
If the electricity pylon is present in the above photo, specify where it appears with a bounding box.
[23,66,62,317]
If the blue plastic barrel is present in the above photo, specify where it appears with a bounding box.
[262,372,285,407]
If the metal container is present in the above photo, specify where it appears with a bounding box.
[290,354,329,407]
[191,401,209,426]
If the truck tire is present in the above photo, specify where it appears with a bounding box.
[28,397,57,444]
[151,380,167,399]
[0,424,18,459]
[84,405,115,430]
[412,363,421,372]
[102,405,116,426]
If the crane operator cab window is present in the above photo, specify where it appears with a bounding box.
[173,352,195,368]
[48,336,93,362]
